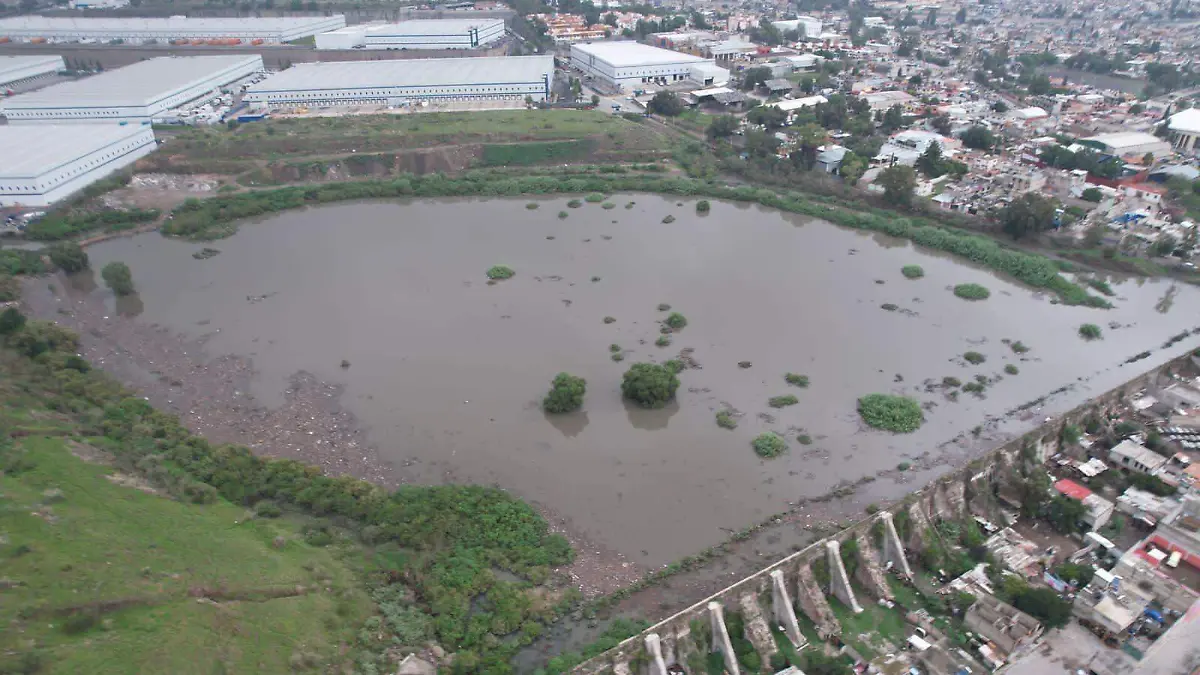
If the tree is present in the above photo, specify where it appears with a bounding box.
[590,94,600,107]
[744,130,781,158]
[991,100,1009,113]
[1027,73,1051,95]
[1009,584,1073,629]
[0,307,26,335]
[1142,151,1155,166]
[706,115,739,139]
[101,261,135,296]
[749,18,783,46]
[959,125,997,151]
[1152,234,1178,257]
[47,242,89,273]
[621,363,680,409]
[1045,495,1087,533]
[790,124,826,171]
[999,192,1058,239]
[647,91,683,117]
[878,165,917,207]
[746,105,788,130]
[916,141,946,177]
[1081,187,1103,202]
[839,151,868,184]
[881,104,905,133]
[931,114,953,136]
[740,66,772,91]
[543,372,586,413]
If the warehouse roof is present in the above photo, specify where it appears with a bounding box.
[1082,131,1165,150]
[0,124,148,178]
[364,18,503,35]
[248,55,552,92]
[1169,108,1200,135]
[0,15,339,33]
[1,55,259,109]
[572,41,707,67]
[0,54,62,76]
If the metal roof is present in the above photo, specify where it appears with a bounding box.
[247,56,552,92]
[0,55,62,80]
[1,55,259,109]
[363,19,504,36]
[763,78,793,90]
[1169,108,1200,135]
[0,124,148,178]
[0,15,340,33]
[571,42,707,68]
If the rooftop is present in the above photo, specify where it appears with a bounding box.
[1110,439,1169,470]
[0,124,148,178]
[1,55,260,109]
[1169,108,1200,135]
[363,19,503,36]
[248,55,553,92]
[0,55,62,78]
[571,41,707,67]
[0,15,340,33]
[1055,478,1094,501]
[1082,131,1167,150]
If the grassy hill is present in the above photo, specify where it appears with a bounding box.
[0,308,575,675]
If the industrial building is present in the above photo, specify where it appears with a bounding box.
[0,55,262,124]
[0,15,345,44]
[1081,132,1173,159]
[570,42,727,90]
[314,19,505,51]
[772,16,822,39]
[0,124,156,207]
[244,55,553,107]
[0,55,64,88]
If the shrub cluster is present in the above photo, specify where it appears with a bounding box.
[857,394,924,433]
[752,432,788,458]
[486,265,515,280]
[543,372,586,413]
[953,283,990,300]
[784,373,809,387]
[621,362,680,408]
[901,265,925,279]
[1079,323,1102,340]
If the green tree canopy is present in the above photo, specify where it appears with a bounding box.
[706,114,739,139]
[543,372,587,414]
[47,242,89,273]
[101,261,135,296]
[878,165,917,206]
[621,363,680,409]
[647,91,684,117]
[999,192,1058,240]
[959,125,997,151]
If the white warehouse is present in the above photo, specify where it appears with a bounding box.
[0,54,263,124]
[570,42,725,90]
[0,55,64,88]
[315,19,505,51]
[0,124,156,207]
[244,55,553,107]
[0,15,345,44]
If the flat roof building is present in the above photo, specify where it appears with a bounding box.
[1082,132,1172,159]
[0,15,345,44]
[1168,108,1200,153]
[1109,439,1169,475]
[244,55,553,107]
[0,124,156,207]
[570,42,715,91]
[0,55,262,124]
[0,55,64,88]
[315,19,505,51]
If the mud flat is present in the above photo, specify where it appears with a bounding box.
[23,195,1200,579]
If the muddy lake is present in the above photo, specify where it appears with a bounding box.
[41,195,1200,568]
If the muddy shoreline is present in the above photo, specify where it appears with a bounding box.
[21,275,648,598]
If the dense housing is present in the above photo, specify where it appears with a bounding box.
[570,42,726,90]
[314,19,505,50]
[0,55,64,88]
[244,55,553,107]
[0,55,263,124]
[0,124,156,206]
[0,15,345,44]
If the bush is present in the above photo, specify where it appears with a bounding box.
[716,410,737,429]
[655,335,671,347]
[901,265,925,279]
[784,373,809,387]
[603,316,615,324]
[664,312,687,330]
[526,202,540,210]
[696,200,711,213]
[543,372,586,413]
[1079,323,1102,340]
[768,395,799,408]
[101,261,135,296]
[558,211,569,219]
[942,376,962,387]
[254,501,282,518]
[609,343,621,353]
[47,242,89,273]
[486,265,515,280]
[797,434,812,445]
[0,308,27,336]
[621,363,680,408]
[953,283,990,300]
[584,193,605,203]
[657,303,671,311]
[567,199,583,208]
[1081,187,1103,202]
[752,432,788,458]
[857,394,924,433]
[1005,364,1019,375]
[662,215,676,224]
[1010,341,1030,353]
[964,351,986,364]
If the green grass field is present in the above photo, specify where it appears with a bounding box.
[0,435,373,674]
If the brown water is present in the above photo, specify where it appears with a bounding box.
[76,196,1200,566]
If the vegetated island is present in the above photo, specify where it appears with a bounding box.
[857,393,924,433]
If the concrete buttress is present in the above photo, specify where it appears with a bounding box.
[825,541,863,613]
[770,569,806,648]
[708,602,741,675]
[795,561,841,639]
[738,592,778,666]
[879,511,914,580]
[644,634,668,675]
[852,529,893,601]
